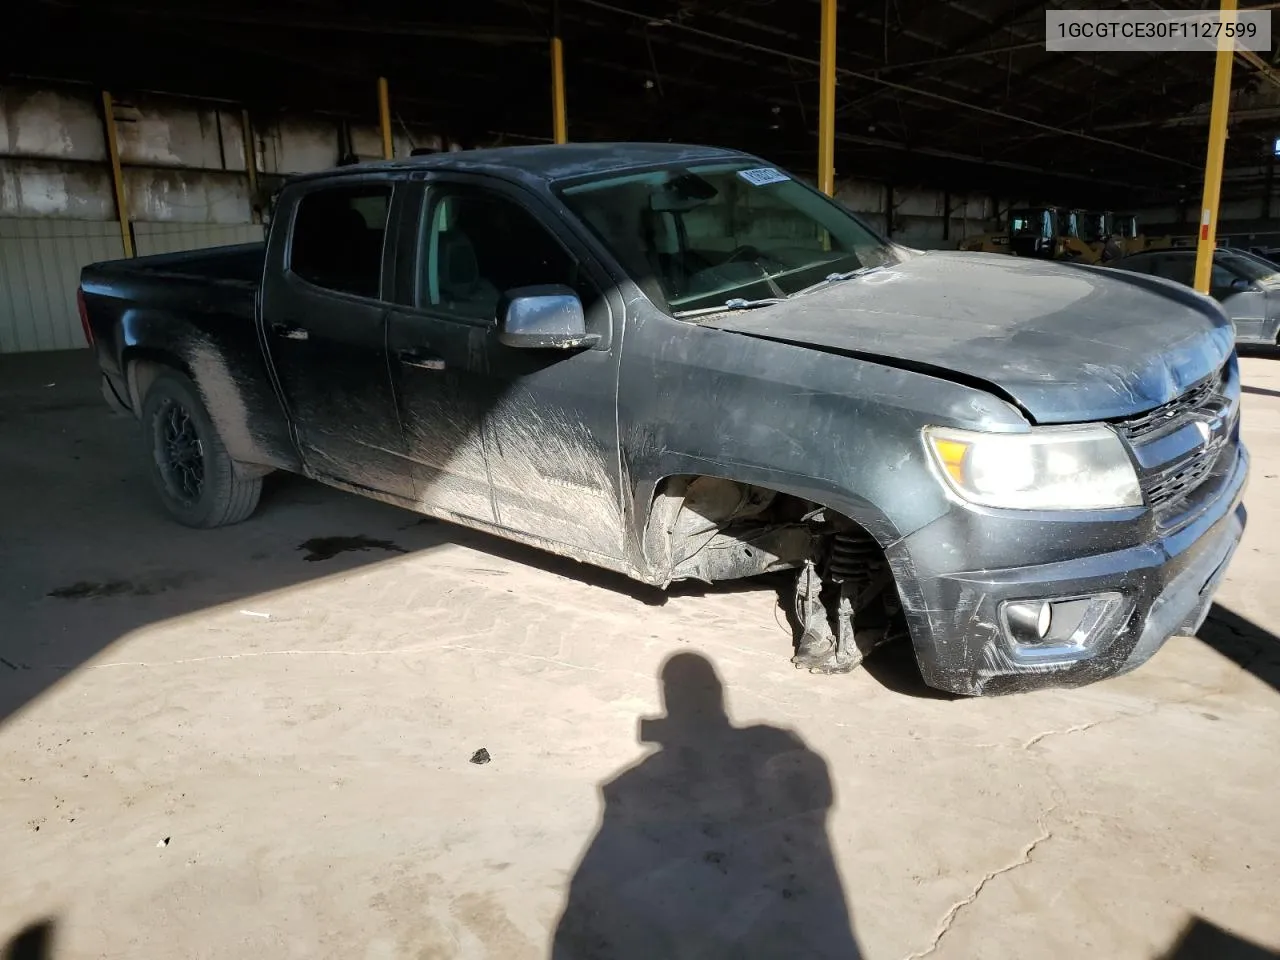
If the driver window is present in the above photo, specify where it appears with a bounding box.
[1161,255,1195,287]
[418,186,585,322]
[1209,262,1241,300]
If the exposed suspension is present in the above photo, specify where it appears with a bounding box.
[792,520,894,675]
[827,529,881,585]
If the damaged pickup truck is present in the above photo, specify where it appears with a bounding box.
[80,143,1248,695]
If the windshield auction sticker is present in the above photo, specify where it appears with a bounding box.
[1046,10,1270,52]
[737,168,790,187]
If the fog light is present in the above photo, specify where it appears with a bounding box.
[1005,600,1051,642]
[999,592,1129,662]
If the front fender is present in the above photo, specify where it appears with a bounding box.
[617,309,1031,581]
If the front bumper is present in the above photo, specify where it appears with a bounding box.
[890,445,1249,696]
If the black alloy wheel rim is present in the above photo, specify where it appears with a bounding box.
[157,399,204,502]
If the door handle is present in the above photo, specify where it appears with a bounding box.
[272,323,309,341]
[398,349,446,371]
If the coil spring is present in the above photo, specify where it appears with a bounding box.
[827,530,881,584]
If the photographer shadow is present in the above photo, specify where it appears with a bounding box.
[552,652,860,959]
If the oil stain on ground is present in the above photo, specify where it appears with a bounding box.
[47,574,194,599]
[47,581,133,600]
[297,535,408,562]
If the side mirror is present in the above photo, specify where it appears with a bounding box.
[1229,276,1251,291]
[497,285,598,350]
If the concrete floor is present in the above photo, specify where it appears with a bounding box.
[1,350,1278,960]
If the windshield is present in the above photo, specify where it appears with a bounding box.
[1221,250,1280,282]
[1010,209,1052,238]
[1079,213,1107,243]
[558,162,898,314]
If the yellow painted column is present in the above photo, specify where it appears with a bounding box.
[818,0,837,196]
[378,77,393,160]
[1194,0,1238,294]
[551,1,568,144]
[101,92,134,258]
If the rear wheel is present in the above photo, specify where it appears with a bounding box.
[140,370,261,528]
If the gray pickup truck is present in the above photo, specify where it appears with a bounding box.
[79,143,1248,695]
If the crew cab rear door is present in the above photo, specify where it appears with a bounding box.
[261,175,412,499]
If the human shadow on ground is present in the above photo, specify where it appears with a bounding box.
[551,652,861,960]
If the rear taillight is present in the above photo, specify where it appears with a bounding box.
[76,286,93,347]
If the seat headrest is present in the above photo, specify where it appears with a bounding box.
[438,230,480,289]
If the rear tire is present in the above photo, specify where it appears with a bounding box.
[140,369,262,528]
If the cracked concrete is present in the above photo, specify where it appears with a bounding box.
[1021,718,1122,750]
[904,809,1057,960]
[1,351,1279,959]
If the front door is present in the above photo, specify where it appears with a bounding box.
[387,178,625,559]
[263,178,412,499]
[1212,263,1268,341]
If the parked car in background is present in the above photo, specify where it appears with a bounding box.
[1245,246,1280,267]
[1108,248,1280,345]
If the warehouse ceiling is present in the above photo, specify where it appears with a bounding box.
[9,0,1280,205]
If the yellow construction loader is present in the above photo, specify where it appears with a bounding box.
[955,229,1009,254]
[960,206,1135,263]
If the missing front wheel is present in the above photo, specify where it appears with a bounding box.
[788,526,901,675]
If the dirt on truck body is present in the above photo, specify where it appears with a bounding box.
[79,143,1247,695]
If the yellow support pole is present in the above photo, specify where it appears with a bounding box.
[1194,0,1238,294]
[101,91,134,259]
[817,0,837,196]
[551,0,568,144]
[377,76,393,160]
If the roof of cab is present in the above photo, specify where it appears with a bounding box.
[285,142,754,187]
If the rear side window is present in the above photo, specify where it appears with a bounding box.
[290,185,391,299]
[1160,255,1195,287]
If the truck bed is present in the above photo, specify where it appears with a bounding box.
[79,240,299,476]
[81,243,264,352]
[87,242,266,285]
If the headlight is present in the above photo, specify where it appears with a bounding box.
[923,424,1142,511]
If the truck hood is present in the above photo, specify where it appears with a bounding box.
[703,251,1235,423]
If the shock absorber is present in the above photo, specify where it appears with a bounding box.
[826,529,881,585]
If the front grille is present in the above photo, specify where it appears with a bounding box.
[1141,446,1222,508]
[1118,363,1233,511]
[1117,368,1223,442]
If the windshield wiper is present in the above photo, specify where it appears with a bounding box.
[671,266,886,317]
[791,265,883,297]
[672,297,785,319]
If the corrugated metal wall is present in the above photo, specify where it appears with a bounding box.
[0,219,124,352]
[0,82,461,353]
[0,85,267,353]
[0,220,264,353]
[133,222,264,257]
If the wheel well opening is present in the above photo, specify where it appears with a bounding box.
[643,475,890,588]
[643,475,909,671]
[125,351,192,416]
